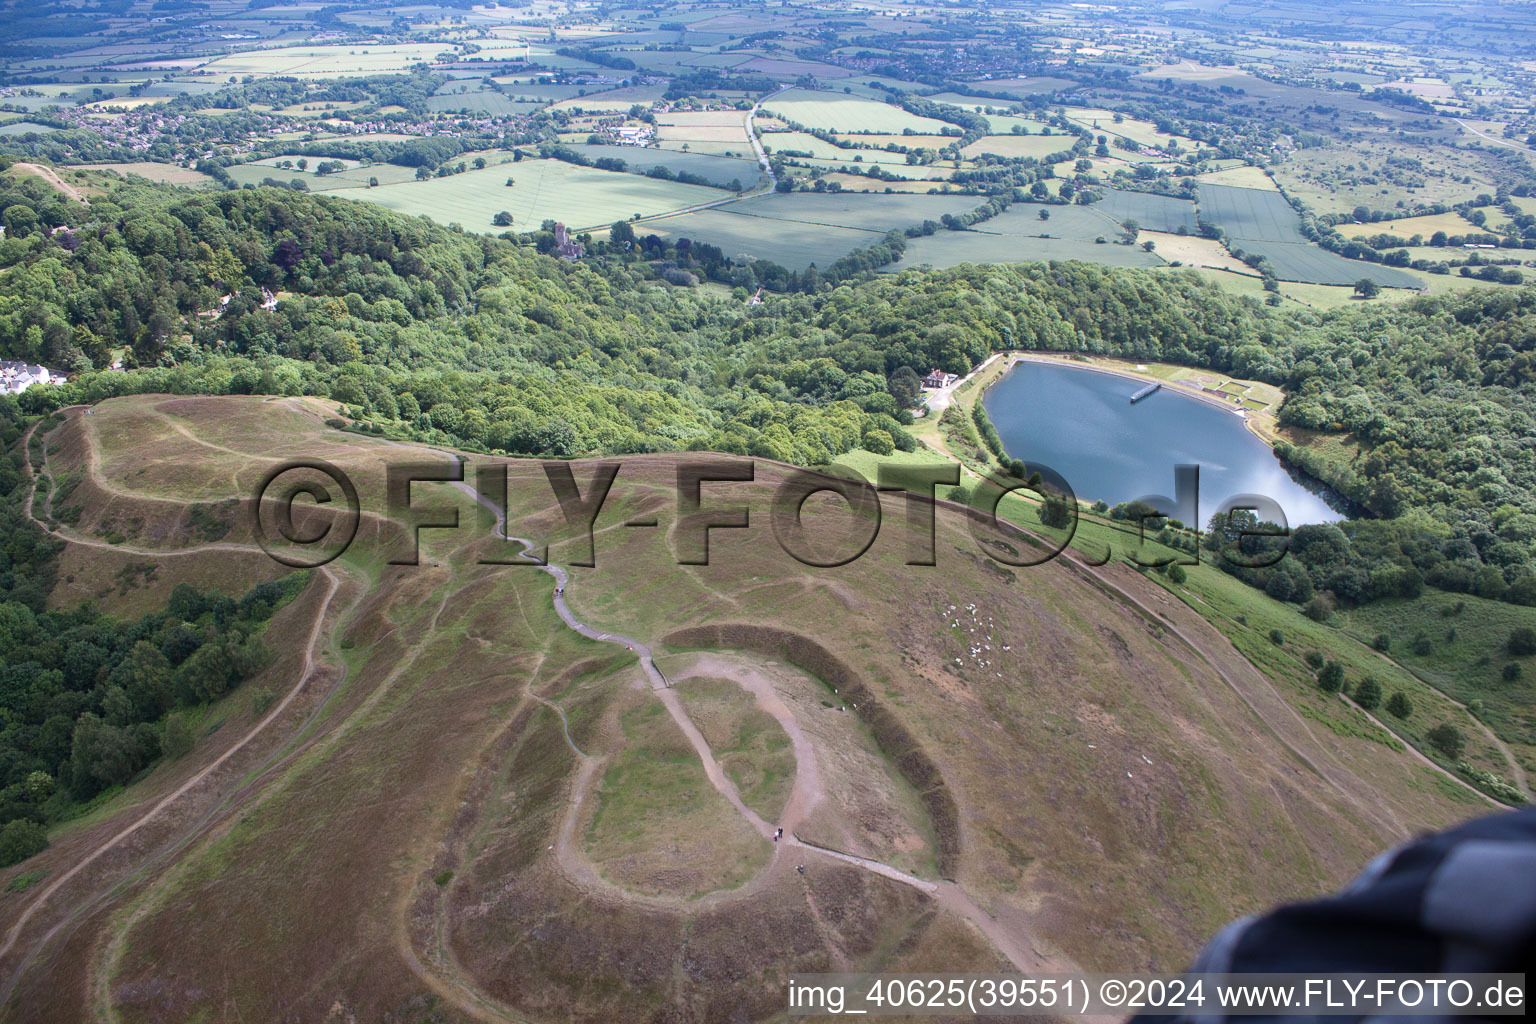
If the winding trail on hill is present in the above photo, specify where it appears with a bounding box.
[0,423,354,976]
[441,471,1071,972]
[12,162,87,204]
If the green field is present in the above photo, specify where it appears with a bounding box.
[577,144,759,188]
[1340,590,1536,771]
[885,200,1161,269]
[425,92,543,116]
[551,83,670,111]
[1096,188,1198,234]
[761,89,954,134]
[197,43,449,78]
[894,228,1164,270]
[1345,211,1480,240]
[961,134,1072,160]
[1201,183,1425,287]
[1199,183,1309,242]
[760,130,867,160]
[641,208,882,270]
[348,158,726,232]
[0,121,58,136]
[226,156,422,191]
[722,190,983,232]
[1232,241,1426,288]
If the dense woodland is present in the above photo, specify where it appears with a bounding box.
[0,400,303,865]
[2,171,1536,634]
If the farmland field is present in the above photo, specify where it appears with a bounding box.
[1095,188,1198,234]
[888,200,1154,270]
[0,121,58,136]
[225,158,421,191]
[1199,183,1307,242]
[1140,231,1256,275]
[1201,180,1427,287]
[70,162,213,186]
[1196,166,1280,191]
[551,83,670,111]
[1345,211,1480,240]
[576,145,759,188]
[348,158,726,232]
[656,110,748,128]
[960,135,1073,160]
[892,228,1163,270]
[834,133,959,150]
[760,90,952,134]
[639,208,882,270]
[1230,240,1426,288]
[760,131,867,159]
[195,43,448,78]
[820,172,950,192]
[425,92,539,116]
[721,191,984,232]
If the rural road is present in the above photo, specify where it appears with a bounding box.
[921,351,1006,414]
[1454,118,1535,154]
[583,86,789,235]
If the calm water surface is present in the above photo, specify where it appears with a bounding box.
[981,361,1344,526]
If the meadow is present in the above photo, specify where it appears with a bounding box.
[1196,165,1281,191]
[640,208,883,270]
[226,157,429,191]
[1095,188,1198,234]
[576,144,759,188]
[196,43,449,78]
[71,162,214,186]
[960,134,1073,160]
[350,158,725,232]
[894,229,1163,270]
[1345,210,1480,240]
[1341,591,1536,772]
[1198,183,1309,242]
[761,90,953,134]
[722,190,983,231]
[760,130,868,159]
[0,122,58,136]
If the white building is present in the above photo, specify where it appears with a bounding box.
[0,361,52,394]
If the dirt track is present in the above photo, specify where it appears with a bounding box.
[5,399,1504,1020]
[12,163,87,204]
[446,471,1072,971]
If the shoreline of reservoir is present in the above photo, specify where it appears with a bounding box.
[996,352,1272,439]
[979,355,1347,524]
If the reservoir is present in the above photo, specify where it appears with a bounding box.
[981,360,1344,526]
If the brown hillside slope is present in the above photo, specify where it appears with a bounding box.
[0,395,1487,1024]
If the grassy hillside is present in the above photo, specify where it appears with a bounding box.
[0,394,1495,1023]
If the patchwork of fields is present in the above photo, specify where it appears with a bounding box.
[576,145,760,188]
[760,90,953,134]
[641,209,882,269]
[892,201,1159,270]
[1200,183,1425,288]
[640,192,986,269]
[894,229,1164,270]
